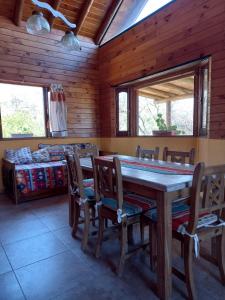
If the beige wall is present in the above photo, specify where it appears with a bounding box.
[1,136,225,193]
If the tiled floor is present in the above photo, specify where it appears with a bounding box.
[0,193,225,300]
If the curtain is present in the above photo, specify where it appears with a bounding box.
[49,84,68,137]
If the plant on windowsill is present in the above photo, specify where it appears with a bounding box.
[152,113,183,136]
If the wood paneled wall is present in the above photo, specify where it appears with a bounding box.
[0,16,99,137]
[99,0,225,138]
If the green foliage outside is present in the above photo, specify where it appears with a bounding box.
[155,113,185,135]
[1,96,45,138]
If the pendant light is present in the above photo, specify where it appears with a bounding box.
[60,31,81,51]
[26,11,50,35]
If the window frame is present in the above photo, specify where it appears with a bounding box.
[0,82,50,140]
[115,58,211,138]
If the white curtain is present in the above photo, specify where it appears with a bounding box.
[49,84,68,137]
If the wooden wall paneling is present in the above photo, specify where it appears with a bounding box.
[0,16,99,137]
[98,0,225,138]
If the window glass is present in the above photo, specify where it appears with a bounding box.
[201,68,209,131]
[101,0,173,44]
[0,83,46,138]
[137,75,194,136]
[118,91,128,132]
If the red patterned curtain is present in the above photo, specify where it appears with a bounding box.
[49,84,68,137]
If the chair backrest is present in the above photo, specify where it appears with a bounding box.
[75,145,99,158]
[93,157,123,210]
[187,162,225,234]
[163,147,195,165]
[66,153,85,199]
[136,145,159,160]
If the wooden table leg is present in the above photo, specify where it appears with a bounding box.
[156,190,172,300]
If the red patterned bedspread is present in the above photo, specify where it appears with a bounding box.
[15,161,68,194]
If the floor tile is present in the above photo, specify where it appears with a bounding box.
[0,246,12,275]
[0,217,49,245]
[4,232,67,269]
[38,210,69,231]
[15,250,93,300]
[0,272,25,300]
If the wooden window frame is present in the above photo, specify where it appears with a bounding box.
[0,82,50,140]
[115,57,211,138]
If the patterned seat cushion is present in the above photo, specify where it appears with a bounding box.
[124,193,156,211]
[145,203,218,232]
[101,195,150,217]
[83,178,95,200]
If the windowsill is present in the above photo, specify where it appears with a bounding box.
[115,135,195,138]
[0,136,71,141]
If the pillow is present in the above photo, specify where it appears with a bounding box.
[38,143,52,149]
[47,145,65,161]
[5,147,33,164]
[32,148,50,163]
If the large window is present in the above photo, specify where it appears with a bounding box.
[115,59,210,137]
[138,76,194,136]
[101,0,174,45]
[0,83,47,139]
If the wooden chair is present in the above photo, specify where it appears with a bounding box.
[136,145,159,160]
[163,147,195,165]
[66,153,96,251]
[143,162,225,299]
[93,157,154,276]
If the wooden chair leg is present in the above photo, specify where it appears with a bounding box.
[184,238,197,300]
[72,201,80,238]
[81,202,91,251]
[95,209,104,258]
[217,229,225,285]
[91,205,96,227]
[69,195,74,227]
[149,223,157,271]
[118,221,128,277]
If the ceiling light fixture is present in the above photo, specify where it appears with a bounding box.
[26,0,81,51]
[26,11,50,35]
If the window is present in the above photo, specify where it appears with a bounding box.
[116,89,129,136]
[0,83,48,139]
[101,0,174,45]
[137,76,194,136]
[115,58,210,137]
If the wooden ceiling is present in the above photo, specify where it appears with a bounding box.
[139,76,194,101]
[0,0,125,44]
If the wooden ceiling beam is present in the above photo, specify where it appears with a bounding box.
[49,0,62,28]
[95,0,124,45]
[143,87,178,98]
[14,0,24,26]
[75,0,95,35]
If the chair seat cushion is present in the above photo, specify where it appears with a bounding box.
[101,194,155,217]
[145,203,218,233]
[83,178,95,200]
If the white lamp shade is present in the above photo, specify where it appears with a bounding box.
[60,31,81,51]
[26,12,50,35]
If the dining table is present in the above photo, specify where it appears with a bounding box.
[80,154,195,300]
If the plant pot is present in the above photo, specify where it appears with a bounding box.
[152,130,177,137]
[11,133,34,138]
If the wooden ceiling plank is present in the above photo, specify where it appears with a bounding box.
[95,0,123,45]
[75,0,95,35]
[49,0,62,28]
[14,0,25,26]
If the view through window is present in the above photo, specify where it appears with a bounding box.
[0,83,46,138]
[138,76,194,136]
[101,0,173,44]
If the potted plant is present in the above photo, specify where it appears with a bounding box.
[152,113,181,136]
